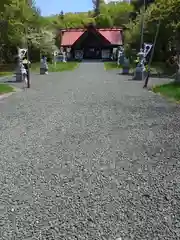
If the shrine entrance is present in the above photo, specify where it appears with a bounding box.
[72,26,112,60]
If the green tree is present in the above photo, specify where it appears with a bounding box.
[131,0,155,11]
[106,2,134,27]
[95,14,113,28]
[59,10,64,20]
[92,0,105,17]
[125,0,180,62]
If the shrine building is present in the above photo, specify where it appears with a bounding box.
[59,25,123,60]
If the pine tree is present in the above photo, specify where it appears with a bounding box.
[92,0,105,17]
[60,10,64,20]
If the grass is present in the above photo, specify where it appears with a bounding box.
[104,61,176,76]
[104,62,135,74]
[31,61,79,72]
[0,71,12,77]
[49,62,79,72]
[0,62,79,77]
[153,82,180,101]
[104,62,122,70]
[150,62,176,76]
[0,83,14,95]
[0,64,14,77]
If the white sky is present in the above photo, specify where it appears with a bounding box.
[104,0,130,2]
[104,0,117,2]
[104,0,122,2]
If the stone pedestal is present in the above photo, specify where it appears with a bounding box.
[16,62,24,82]
[175,70,180,82]
[40,68,46,75]
[40,58,48,75]
[16,70,23,82]
[122,67,130,74]
[174,62,180,82]
[40,69,48,75]
[121,57,130,75]
[133,65,146,80]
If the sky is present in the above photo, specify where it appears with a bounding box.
[35,0,116,16]
[35,0,93,16]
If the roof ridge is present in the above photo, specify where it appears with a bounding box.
[61,27,122,32]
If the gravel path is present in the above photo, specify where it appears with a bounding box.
[0,62,180,239]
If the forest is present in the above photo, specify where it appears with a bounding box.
[0,0,180,64]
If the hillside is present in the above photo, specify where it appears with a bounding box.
[44,2,133,29]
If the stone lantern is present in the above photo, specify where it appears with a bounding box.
[133,48,146,80]
[117,47,124,66]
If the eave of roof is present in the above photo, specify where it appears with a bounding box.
[60,28,123,46]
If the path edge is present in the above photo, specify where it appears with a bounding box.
[0,85,22,101]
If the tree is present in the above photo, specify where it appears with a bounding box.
[95,14,113,28]
[105,2,134,27]
[28,30,57,56]
[124,0,180,62]
[92,0,105,17]
[131,0,155,12]
[3,0,177,66]
[59,10,64,20]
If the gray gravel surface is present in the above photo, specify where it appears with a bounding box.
[0,62,180,239]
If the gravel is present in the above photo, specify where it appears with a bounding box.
[0,62,180,239]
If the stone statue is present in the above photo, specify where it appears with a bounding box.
[53,50,59,65]
[62,51,66,63]
[117,47,124,66]
[16,48,27,82]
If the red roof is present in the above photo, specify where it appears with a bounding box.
[99,29,122,45]
[61,29,84,46]
[61,28,122,46]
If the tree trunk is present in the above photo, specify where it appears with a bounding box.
[175,36,180,82]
